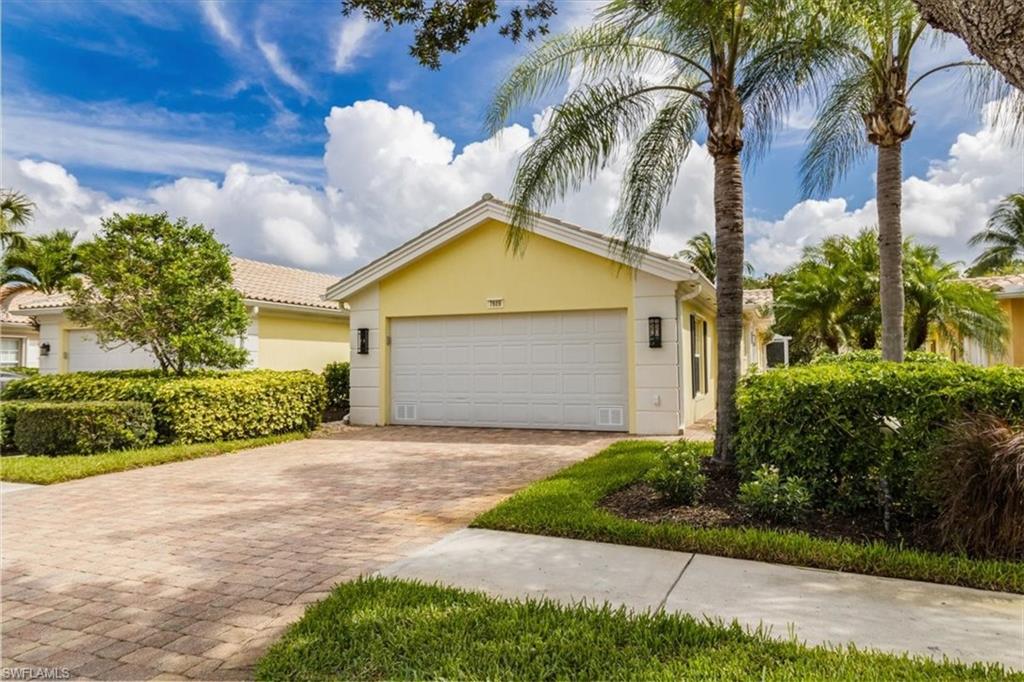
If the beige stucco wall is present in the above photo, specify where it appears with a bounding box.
[256,311,350,371]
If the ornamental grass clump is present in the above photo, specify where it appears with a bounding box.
[738,464,811,524]
[931,414,1024,559]
[645,441,708,505]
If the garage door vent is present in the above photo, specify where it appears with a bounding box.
[486,297,505,309]
[597,406,624,427]
[394,403,417,421]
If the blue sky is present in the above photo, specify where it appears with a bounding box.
[3,0,1021,274]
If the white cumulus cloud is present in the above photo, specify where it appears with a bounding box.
[5,99,1017,279]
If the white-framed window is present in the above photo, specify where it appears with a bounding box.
[689,314,709,397]
[0,337,23,367]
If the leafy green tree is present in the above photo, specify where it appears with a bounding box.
[68,213,250,375]
[342,0,556,69]
[903,242,1007,353]
[967,193,1024,275]
[675,231,753,282]
[0,189,34,252]
[2,229,83,295]
[486,0,843,462]
[800,0,1015,362]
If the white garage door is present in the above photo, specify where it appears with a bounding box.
[390,310,628,431]
[67,330,159,372]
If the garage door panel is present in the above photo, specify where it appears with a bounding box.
[67,331,159,373]
[391,310,628,431]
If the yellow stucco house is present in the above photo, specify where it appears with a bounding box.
[326,195,773,436]
[942,274,1024,366]
[2,258,350,373]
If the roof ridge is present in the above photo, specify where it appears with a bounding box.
[229,256,339,280]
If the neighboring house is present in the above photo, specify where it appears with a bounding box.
[5,257,350,373]
[326,195,774,435]
[0,300,40,370]
[935,274,1024,367]
[742,288,775,374]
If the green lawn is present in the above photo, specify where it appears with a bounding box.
[472,440,1024,594]
[0,432,305,484]
[256,577,1013,680]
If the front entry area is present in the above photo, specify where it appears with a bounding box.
[389,310,629,431]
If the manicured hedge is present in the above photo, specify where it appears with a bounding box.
[810,350,952,365]
[3,370,326,444]
[323,361,350,410]
[735,362,1024,519]
[1,400,36,452]
[13,401,155,455]
[155,371,325,443]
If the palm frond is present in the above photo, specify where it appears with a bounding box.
[486,23,705,136]
[799,70,873,198]
[611,93,702,262]
[505,76,672,252]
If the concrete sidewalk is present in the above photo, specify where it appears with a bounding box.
[379,528,1024,671]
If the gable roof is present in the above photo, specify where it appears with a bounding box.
[326,195,704,301]
[743,288,774,309]
[6,257,344,314]
[964,273,1024,298]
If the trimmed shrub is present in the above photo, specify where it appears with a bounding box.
[810,350,951,365]
[323,362,350,410]
[153,371,326,443]
[1,400,36,452]
[738,464,811,523]
[14,401,155,455]
[645,441,709,505]
[2,370,326,444]
[930,414,1024,559]
[736,362,1024,519]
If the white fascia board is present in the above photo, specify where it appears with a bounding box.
[326,198,701,301]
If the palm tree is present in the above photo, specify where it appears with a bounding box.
[903,242,1007,352]
[0,189,34,252]
[967,193,1024,275]
[676,231,753,282]
[799,0,1013,362]
[487,0,842,462]
[775,228,880,356]
[2,229,84,295]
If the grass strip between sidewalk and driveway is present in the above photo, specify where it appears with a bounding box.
[0,432,306,484]
[256,576,1013,680]
[472,440,1024,594]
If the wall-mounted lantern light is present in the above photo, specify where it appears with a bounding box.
[39,342,51,357]
[357,328,369,355]
[648,316,662,348]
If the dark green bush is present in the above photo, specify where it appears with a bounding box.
[323,362,350,410]
[1,400,36,452]
[14,401,155,455]
[810,350,951,365]
[3,370,326,444]
[736,362,1024,520]
[645,441,708,505]
[738,464,812,523]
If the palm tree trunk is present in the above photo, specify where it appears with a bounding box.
[877,143,905,362]
[712,151,744,463]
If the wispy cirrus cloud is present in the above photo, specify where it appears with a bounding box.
[332,15,375,73]
[257,37,312,97]
[199,0,242,49]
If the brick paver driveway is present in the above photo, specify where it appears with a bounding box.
[2,426,616,680]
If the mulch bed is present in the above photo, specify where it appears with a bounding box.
[599,459,911,548]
